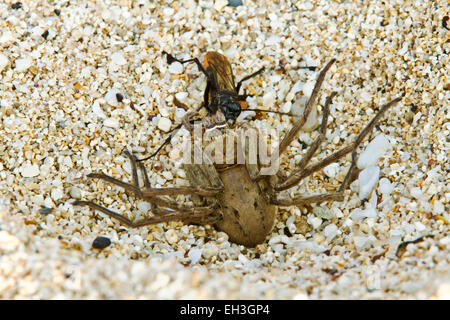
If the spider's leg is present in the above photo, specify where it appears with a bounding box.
[264,92,336,182]
[270,150,358,206]
[74,200,220,227]
[271,59,336,160]
[275,96,402,191]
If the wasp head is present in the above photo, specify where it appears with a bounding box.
[217,92,241,124]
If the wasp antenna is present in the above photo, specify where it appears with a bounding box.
[245,109,298,117]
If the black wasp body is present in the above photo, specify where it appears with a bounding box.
[165,51,264,123]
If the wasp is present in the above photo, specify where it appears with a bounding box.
[138,51,292,161]
[165,50,265,123]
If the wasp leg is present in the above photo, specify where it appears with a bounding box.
[136,102,206,162]
[236,67,265,94]
[162,51,208,77]
[275,96,402,191]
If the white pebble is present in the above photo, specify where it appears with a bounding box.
[265,34,281,46]
[92,100,107,119]
[302,80,315,98]
[69,187,82,200]
[263,91,275,108]
[323,224,339,241]
[269,74,282,84]
[175,92,188,102]
[410,187,423,199]
[165,229,179,245]
[290,240,327,253]
[0,53,9,72]
[323,163,340,178]
[20,163,40,178]
[188,248,202,264]
[104,88,122,106]
[137,202,151,213]
[162,171,173,180]
[285,81,304,101]
[104,118,119,128]
[432,200,445,215]
[15,57,32,72]
[414,221,426,232]
[163,7,175,16]
[269,235,291,245]
[174,108,186,121]
[358,165,380,199]
[331,207,344,218]
[168,62,183,74]
[202,246,218,259]
[214,0,228,11]
[353,235,374,251]
[157,117,172,132]
[357,134,390,169]
[308,215,322,229]
[51,188,64,201]
[350,207,377,220]
[280,102,292,113]
[111,51,127,66]
[378,177,393,195]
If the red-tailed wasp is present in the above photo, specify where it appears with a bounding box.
[138,51,311,161]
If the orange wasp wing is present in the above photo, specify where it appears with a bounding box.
[204,51,236,92]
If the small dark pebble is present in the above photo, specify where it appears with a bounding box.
[54,9,61,16]
[116,93,124,102]
[39,206,53,215]
[283,226,292,237]
[228,0,242,7]
[41,30,49,39]
[443,16,449,30]
[148,114,156,121]
[92,236,111,249]
[410,104,417,112]
[11,2,22,9]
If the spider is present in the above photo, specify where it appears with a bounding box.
[73,59,402,247]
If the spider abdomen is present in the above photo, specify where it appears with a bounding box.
[214,165,277,247]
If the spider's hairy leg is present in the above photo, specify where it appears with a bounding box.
[276,91,337,185]
[270,149,359,206]
[74,200,219,227]
[275,96,403,192]
[272,59,336,159]
[73,151,224,227]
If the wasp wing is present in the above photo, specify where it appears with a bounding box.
[204,52,236,92]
